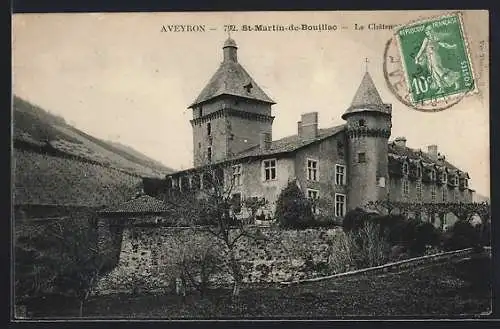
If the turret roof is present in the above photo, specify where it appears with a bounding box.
[342,71,391,119]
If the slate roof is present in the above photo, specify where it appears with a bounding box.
[342,72,391,119]
[388,142,462,172]
[231,125,346,160]
[98,194,172,214]
[189,38,275,108]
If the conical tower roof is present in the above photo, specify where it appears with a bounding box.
[341,71,390,119]
[188,38,275,108]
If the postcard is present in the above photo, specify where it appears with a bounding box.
[12,10,490,320]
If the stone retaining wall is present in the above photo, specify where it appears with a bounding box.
[95,225,343,295]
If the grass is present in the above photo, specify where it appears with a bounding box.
[23,253,491,319]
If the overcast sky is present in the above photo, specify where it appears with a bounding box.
[12,10,490,197]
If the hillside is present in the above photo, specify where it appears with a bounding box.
[14,149,142,207]
[13,96,175,178]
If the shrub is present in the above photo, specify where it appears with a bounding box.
[342,208,378,233]
[328,222,391,272]
[351,222,391,268]
[275,180,314,229]
[442,220,481,251]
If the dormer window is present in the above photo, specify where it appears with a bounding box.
[441,172,447,184]
[402,162,409,175]
[416,164,422,178]
[430,169,436,181]
[198,106,203,117]
[244,82,253,93]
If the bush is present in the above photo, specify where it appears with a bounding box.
[328,222,391,272]
[275,180,314,229]
[342,208,379,233]
[442,220,481,251]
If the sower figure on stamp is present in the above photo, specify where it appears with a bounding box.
[414,25,460,94]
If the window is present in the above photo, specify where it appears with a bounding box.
[454,175,459,186]
[335,164,346,185]
[307,189,319,215]
[378,176,386,188]
[430,169,436,181]
[263,159,277,181]
[198,107,203,117]
[416,181,422,201]
[307,159,318,181]
[402,162,409,175]
[402,179,410,198]
[207,122,211,136]
[416,165,422,178]
[335,194,346,217]
[231,193,242,214]
[358,119,366,127]
[198,142,201,149]
[207,147,212,162]
[431,185,437,202]
[337,141,345,157]
[442,188,447,202]
[358,152,366,163]
[307,189,319,199]
[464,179,468,188]
[441,172,447,184]
[232,164,242,186]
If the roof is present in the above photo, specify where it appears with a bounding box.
[169,125,346,175]
[98,194,172,214]
[388,142,463,173]
[342,72,391,119]
[232,125,346,160]
[224,37,237,48]
[14,149,142,207]
[189,39,275,108]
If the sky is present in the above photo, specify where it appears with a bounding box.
[12,10,490,197]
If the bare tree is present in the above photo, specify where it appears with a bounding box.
[163,158,269,299]
[44,212,104,317]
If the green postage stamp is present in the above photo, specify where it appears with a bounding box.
[396,13,476,104]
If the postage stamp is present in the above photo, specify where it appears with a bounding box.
[384,12,478,112]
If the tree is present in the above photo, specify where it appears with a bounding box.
[46,212,104,317]
[163,160,269,299]
[165,232,224,299]
[15,210,103,317]
[275,179,314,229]
[242,196,268,223]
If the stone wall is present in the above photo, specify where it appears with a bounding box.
[95,225,342,295]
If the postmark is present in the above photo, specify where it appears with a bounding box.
[383,12,477,112]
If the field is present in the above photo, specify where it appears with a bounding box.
[24,252,491,319]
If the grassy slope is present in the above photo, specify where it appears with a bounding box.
[27,253,491,318]
[13,96,175,177]
[14,149,143,207]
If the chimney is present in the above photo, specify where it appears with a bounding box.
[394,136,407,147]
[427,145,438,160]
[259,132,272,151]
[298,112,318,140]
